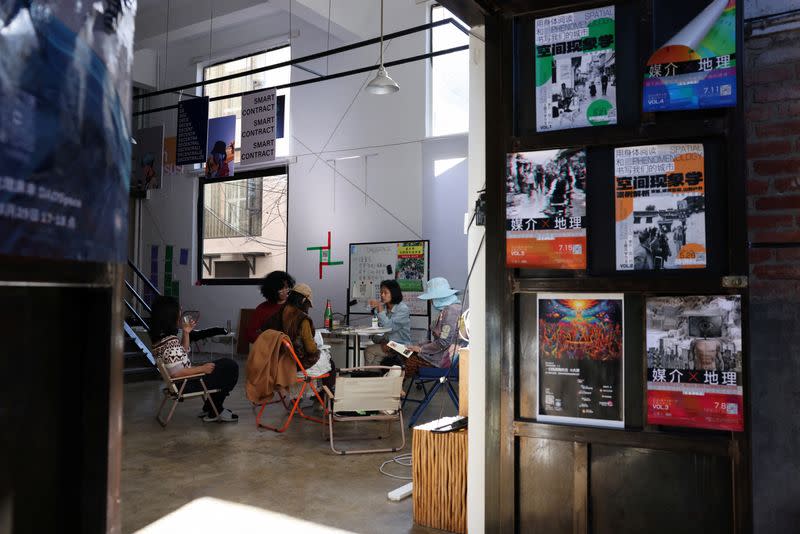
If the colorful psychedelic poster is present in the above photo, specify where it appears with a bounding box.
[205,115,236,178]
[535,6,617,132]
[506,149,587,269]
[537,294,624,428]
[643,0,736,111]
[615,144,706,271]
[646,295,743,431]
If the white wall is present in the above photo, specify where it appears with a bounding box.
[136,1,469,333]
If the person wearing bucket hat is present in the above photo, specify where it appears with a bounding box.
[383,277,462,376]
[264,283,322,369]
[205,140,231,178]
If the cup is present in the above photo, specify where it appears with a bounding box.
[182,310,200,326]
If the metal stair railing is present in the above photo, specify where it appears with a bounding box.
[124,259,161,365]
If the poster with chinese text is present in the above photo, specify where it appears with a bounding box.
[535,7,617,132]
[506,149,587,269]
[537,294,624,428]
[615,144,706,271]
[643,0,736,111]
[646,295,743,431]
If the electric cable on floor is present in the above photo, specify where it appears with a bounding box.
[379,453,413,480]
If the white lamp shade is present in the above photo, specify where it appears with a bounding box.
[365,66,399,94]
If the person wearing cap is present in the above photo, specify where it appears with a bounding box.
[400,277,462,376]
[263,283,321,369]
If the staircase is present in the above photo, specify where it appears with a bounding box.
[123,260,159,382]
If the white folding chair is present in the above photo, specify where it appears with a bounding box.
[322,366,406,455]
[155,360,221,427]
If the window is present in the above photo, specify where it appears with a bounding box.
[198,167,288,283]
[430,5,469,137]
[204,46,290,160]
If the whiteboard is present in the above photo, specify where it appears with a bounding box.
[348,240,430,316]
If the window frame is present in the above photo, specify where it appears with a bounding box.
[196,165,289,286]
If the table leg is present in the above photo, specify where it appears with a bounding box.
[354,335,361,368]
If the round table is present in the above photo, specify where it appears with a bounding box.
[322,326,391,368]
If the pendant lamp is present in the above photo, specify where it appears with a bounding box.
[365,0,399,94]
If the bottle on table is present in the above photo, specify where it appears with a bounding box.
[371,307,379,328]
[324,299,333,329]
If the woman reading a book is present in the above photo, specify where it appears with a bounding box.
[364,279,411,366]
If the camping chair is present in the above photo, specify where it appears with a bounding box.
[402,353,459,428]
[155,360,220,428]
[255,336,330,433]
[321,366,406,455]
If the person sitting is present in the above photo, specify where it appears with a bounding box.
[245,270,295,344]
[263,283,321,370]
[364,279,411,366]
[384,277,462,377]
[149,296,239,422]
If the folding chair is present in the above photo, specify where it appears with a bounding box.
[255,336,330,433]
[155,360,220,428]
[322,366,406,455]
[402,353,459,428]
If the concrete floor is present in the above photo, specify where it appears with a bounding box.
[121,355,457,533]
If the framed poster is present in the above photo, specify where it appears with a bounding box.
[534,6,617,132]
[643,0,736,112]
[506,149,587,269]
[646,295,743,431]
[536,293,624,428]
[615,143,706,271]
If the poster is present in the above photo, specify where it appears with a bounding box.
[349,241,429,315]
[0,2,135,262]
[535,6,617,132]
[163,136,183,176]
[205,115,236,178]
[646,295,743,431]
[644,0,736,111]
[241,88,277,165]
[176,97,209,165]
[537,294,624,428]
[131,125,164,193]
[615,143,706,271]
[506,149,587,269]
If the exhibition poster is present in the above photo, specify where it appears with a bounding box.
[646,295,743,431]
[643,0,736,111]
[131,125,164,193]
[615,143,707,271]
[537,294,624,428]
[205,115,236,178]
[535,6,617,131]
[506,149,587,269]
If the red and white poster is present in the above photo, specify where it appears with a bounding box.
[646,295,743,431]
[506,149,587,269]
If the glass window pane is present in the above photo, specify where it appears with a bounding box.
[431,6,469,136]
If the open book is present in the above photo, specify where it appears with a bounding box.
[387,340,414,358]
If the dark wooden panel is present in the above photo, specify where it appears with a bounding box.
[518,293,538,419]
[518,437,581,534]
[591,444,733,534]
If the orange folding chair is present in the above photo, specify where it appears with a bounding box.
[255,336,330,433]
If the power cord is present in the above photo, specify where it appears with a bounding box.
[380,453,413,480]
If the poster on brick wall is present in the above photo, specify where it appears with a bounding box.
[643,0,736,111]
[506,149,587,269]
[536,293,624,428]
[646,295,743,431]
[615,143,707,271]
[534,6,617,132]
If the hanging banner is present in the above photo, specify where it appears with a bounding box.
[537,294,624,428]
[615,143,706,271]
[0,2,136,263]
[205,115,236,178]
[506,148,587,269]
[643,0,736,111]
[534,6,617,132]
[163,136,183,176]
[131,125,164,194]
[176,97,209,165]
[646,295,743,431]
[241,88,277,164]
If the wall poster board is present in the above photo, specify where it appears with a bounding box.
[646,295,743,431]
[643,0,736,112]
[506,148,587,269]
[536,293,624,428]
[534,6,617,132]
[615,143,707,271]
[348,240,430,317]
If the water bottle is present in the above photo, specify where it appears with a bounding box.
[371,308,379,328]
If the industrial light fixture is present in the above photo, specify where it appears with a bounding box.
[365,0,399,95]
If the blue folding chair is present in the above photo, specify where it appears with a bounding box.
[402,352,459,427]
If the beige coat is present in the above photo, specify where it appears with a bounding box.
[245,330,297,404]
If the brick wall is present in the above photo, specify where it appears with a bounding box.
[744,20,800,534]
